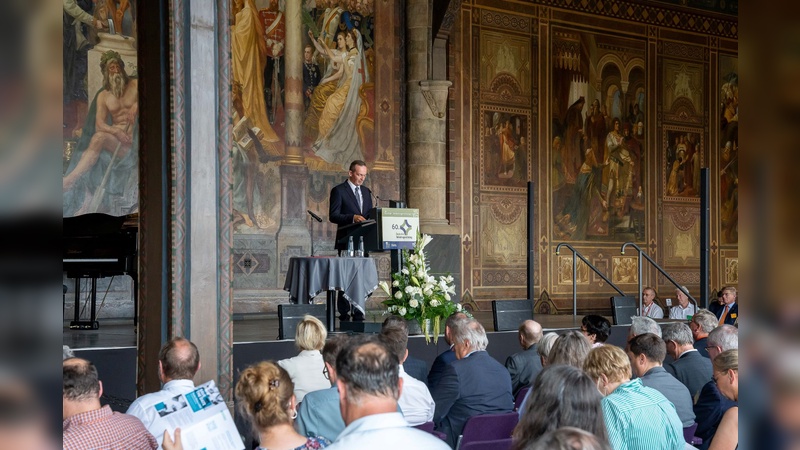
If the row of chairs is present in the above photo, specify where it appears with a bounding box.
[414,412,519,450]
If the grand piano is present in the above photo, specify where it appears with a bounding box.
[63,213,138,329]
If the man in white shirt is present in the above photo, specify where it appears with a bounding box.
[380,322,435,425]
[325,336,449,450]
[638,286,664,319]
[126,337,200,447]
[668,285,697,320]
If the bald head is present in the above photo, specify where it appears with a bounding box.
[159,337,200,381]
[519,320,543,348]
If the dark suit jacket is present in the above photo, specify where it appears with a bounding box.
[694,337,710,358]
[504,344,543,395]
[428,347,456,390]
[403,356,429,385]
[711,302,738,326]
[693,379,737,449]
[432,351,514,447]
[639,366,696,427]
[665,350,713,400]
[329,180,373,248]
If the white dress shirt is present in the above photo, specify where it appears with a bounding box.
[277,349,330,402]
[639,302,664,319]
[126,379,196,447]
[325,412,450,450]
[669,303,696,320]
[398,365,435,426]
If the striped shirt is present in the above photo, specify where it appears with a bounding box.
[601,378,684,450]
[63,405,158,450]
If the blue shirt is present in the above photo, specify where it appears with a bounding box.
[602,378,684,450]
[295,386,345,442]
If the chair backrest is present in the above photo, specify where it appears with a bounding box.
[492,299,533,331]
[682,423,698,444]
[460,438,513,450]
[514,386,531,411]
[459,412,519,449]
[413,421,435,433]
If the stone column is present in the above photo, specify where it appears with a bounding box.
[406,0,454,234]
[283,0,304,164]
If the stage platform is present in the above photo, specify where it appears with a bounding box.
[65,311,637,412]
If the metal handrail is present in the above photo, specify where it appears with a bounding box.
[555,243,627,317]
[620,242,699,316]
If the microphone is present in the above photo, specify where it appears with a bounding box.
[364,184,382,204]
[307,210,323,222]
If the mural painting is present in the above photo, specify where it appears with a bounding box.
[719,55,738,244]
[63,1,138,217]
[662,128,703,200]
[551,30,646,242]
[230,0,376,235]
[480,109,530,189]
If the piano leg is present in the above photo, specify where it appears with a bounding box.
[73,278,80,323]
[69,277,100,330]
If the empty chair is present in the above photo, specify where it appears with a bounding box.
[682,423,703,446]
[460,438,513,450]
[457,412,519,450]
[514,386,530,411]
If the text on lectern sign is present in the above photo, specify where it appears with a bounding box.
[380,208,419,250]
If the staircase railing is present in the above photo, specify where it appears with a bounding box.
[620,242,699,316]
[555,243,627,317]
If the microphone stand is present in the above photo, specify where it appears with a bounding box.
[307,210,323,256]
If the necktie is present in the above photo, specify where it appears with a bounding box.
[718,305,729,325]
[355,186,363,213]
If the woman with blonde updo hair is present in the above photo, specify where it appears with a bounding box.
[278,315,329,402]
[236,361,330,450]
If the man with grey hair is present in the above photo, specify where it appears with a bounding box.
[431,318,514,447]
[663,322,712,398]
[627,316,662,345]
[325,336,449,450]
[669,286,697,319]
[690,309,717,358]
[694,325,738,447]
[427,312,468,389]
[505,320,544,395]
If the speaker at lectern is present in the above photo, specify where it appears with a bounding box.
[335,207,420,252]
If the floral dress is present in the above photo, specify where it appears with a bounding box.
[257,436,331,450]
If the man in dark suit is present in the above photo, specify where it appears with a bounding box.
[690,309,717,358]
[504,320,543,395]
[662,323,713,399]
[710,286,738,326]
[329,160,373,321]
[427,312,467,390]
[628,333,696,427]
[431,318,514,447]
[694,325,738,449]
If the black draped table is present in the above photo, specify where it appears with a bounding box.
[283,257,379,331]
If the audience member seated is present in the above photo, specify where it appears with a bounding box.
[523,427,612,450]
[383,315,428,383]
[581,315,612,348]
[127,337,200,447]
[296,334,350,442]
[512,365,609,450]
[694,325,738,448]
[548,330,592,368]
[707,350,738,450]
[505,320,544,395]
[428,312,467,390]
[431,317,514,447]
[663,322,713,399]
[669,286,697,320]
[638,287,664,319]
[710,287,738,326]
[583,346,683,450]
[628,316,662,344]
[278,315,330,402]
[380,322,435,426]
[236,361,331,450]
[325,336,449,450]
[689,309,717,358]
[63,358,157,450]
[627,333,695,427]
[517,331,561,414]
